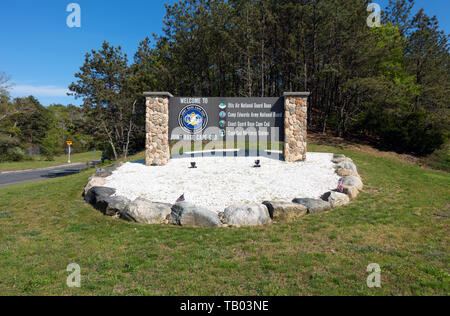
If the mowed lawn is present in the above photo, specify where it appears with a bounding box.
[0,144,448,296]
[0,151,102,172]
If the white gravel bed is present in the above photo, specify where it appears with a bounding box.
[104,153,340,213]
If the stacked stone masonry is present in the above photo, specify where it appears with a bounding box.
[145,95,170,166]
[145,92,309,165]
[284,95,308,162]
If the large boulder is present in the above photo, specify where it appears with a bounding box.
[96,163,123,178]
[84,176,107,196]
[96,196,131,217]
[262,201,307,222]
[292,198,332,214]
[121,198,172,225]
[84,186,116,205]
[221,204,272,227]
[336,159,358,173]
[343,186,359,199]
[332,154,347,164]
[171,202,221,227]
[321,191,350,208]
[336,168,359,177]
[341,176,363,190]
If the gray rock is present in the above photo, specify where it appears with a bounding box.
[336,159,358,173]
[96,196,131,217]
[332,154,347,163]
[121,198,172,224]
[96,169,113,178]
[292,198,332,214]
[343,186,359,199]
[336,168,359,177]
[321,191,350,208]
[171,202,221,227]
[262,201,307,222]
[222,204,272,227]
[96,163,123,178]
[83,176,106,196]
[341,176,363,190]
[84,186,116,205]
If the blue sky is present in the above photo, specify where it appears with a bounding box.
[0,0,448,106]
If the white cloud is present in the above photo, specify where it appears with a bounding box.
[10,84,70,97]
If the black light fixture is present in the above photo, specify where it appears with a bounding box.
[190,162,197,169]
[254,160,261,168]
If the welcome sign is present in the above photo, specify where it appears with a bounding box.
[144,91,308,166]
[169,97,285,142]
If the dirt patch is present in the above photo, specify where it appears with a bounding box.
[308,133,428,168]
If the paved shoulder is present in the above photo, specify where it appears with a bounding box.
[0,163,88,187]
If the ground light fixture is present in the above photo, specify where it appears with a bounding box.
[254,160,261,168]
[190,162,197,169]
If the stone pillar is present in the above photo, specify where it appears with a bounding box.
[283,92,310,162]
[144,92,173,166]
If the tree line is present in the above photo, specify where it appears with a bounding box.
[1,0,448,162]
[0,77,97,162]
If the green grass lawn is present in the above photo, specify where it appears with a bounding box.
[0,144,448,296]
[421,143,450,172]
[0,151,102,172]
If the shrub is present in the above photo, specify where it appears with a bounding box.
[41,128,63,159]
[422,142,450,172]
[362,109,447,156]
[380,111,447,156]
[44,154,55,161]
[6,147,25,162]
[0,134,19,156]
[101,143,116,161]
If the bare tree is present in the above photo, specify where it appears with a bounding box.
[0,72,12,95]
[0,72,14,122]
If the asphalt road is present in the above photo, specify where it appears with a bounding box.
[0,163,89,187]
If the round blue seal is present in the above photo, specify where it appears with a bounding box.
[179,105,208,134]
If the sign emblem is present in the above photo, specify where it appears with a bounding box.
[219,111,227,119]
[179,105,208,134]
[219,120,226,128]
[219,102,227,110]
